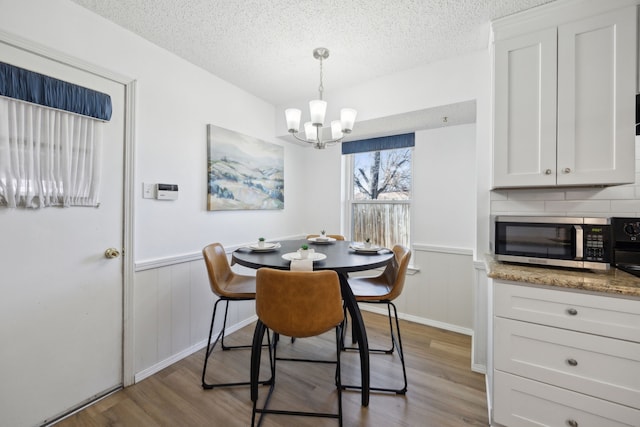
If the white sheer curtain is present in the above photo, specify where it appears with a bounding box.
[0,97,103,208]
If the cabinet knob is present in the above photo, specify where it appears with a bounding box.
[545,169,552,175]
[566,419,578,427]
[566,358,578,367]
[563,167,572,173]
[566,308,578,316]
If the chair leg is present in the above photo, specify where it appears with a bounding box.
[202,298,271,389]
[342,301,393,353]
[341,301,408,394]
[252,324,343,426]
[335,325,343,427]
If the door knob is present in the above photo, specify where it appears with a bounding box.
[104,248,121,259]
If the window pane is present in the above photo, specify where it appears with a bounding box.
[353,148,411,200]
[352,202,410,248]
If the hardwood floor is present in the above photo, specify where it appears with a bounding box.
[57,311,488,426]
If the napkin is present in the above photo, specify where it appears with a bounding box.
[290,258,313,271]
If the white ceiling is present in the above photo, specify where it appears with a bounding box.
[70,0,555,107]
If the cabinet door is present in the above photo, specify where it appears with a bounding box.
[556,7,636,186]
[493,28,557,188]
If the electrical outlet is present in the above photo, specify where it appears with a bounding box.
[143,183,154,199]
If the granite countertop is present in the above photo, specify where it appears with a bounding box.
[486,255,640,298]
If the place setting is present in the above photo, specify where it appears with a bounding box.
[282,244,327,271]
[307,230,337,244]
[349,239,390,254]
[240,237,281,252]
[281,244,327,262]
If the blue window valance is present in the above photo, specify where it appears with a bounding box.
[341,133,415,155]
[0,61,112,121]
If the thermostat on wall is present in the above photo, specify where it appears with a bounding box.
[156,183,178,200]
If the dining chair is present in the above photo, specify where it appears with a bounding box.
[306,234,346,240]
[201,243,271,389]
[250,268,345,426]
[342,244,411,394]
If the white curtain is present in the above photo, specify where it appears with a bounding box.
[0,97,103,208]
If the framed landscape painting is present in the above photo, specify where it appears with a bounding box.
[207,125,284,211]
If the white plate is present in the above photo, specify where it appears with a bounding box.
[308,236,336,244]
[349,244,382,253]
[248,242,281,252]
[282,252,327,262]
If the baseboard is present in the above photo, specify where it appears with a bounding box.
[471,363,487,374]
[359,304,474,336]
[134,315,258,383]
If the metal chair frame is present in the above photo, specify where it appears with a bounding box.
[250,319,343,427]
[341,300,408,394]
[202,296,272,389]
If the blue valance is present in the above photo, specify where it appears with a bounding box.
[341,133,415,155]
[0,61,112,121]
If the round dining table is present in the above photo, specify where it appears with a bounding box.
[232,238,394,407]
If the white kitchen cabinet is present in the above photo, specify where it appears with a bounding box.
[492,5,637,188]
[492,281,640,427]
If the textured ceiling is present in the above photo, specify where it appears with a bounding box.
[70,0,555,106]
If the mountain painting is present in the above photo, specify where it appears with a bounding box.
[207,125,284,211]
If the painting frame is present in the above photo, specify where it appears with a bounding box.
[207,125,284,211]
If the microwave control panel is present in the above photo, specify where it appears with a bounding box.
[584,224,611,261]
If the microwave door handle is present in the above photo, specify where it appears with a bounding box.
[574,225,583,259]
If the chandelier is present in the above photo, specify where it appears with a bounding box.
[284,48,357,149]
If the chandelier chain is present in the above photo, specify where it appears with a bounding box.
[318,57,324,100]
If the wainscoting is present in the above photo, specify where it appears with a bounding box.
[132,242,478,382]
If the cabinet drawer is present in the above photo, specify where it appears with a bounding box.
[493,371,640,427]
[494,317,640,409]
[494,281,640,341]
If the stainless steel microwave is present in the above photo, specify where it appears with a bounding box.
[491,216,612,270]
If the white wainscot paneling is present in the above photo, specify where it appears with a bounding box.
[375,245,475,337]
[133,256,257,382]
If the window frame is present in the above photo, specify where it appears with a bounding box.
[342,145,414,249]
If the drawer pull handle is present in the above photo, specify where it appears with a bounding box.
[566,419,578,427]
[567,358,578,367]
[566,308,578,316]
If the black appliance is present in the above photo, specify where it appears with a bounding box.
[612,217,640,277]
[492,216,612,271]
[636,93,640,136]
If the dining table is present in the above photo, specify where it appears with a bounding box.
[232,238,394,407]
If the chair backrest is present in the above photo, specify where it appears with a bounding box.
[202,243,234,297]
[382,245,411,301]
[255,268,344,338]
[306,234,345,241]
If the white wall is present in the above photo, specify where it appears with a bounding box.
[413,124,476,248]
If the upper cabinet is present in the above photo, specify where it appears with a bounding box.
[492,2,637,189]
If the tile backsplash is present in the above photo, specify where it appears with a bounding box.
[490,139,640,218]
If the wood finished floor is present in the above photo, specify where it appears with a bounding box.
[56,311,488,426]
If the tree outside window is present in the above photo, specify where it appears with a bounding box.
[351,147,412,248]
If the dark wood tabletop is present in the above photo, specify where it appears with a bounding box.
[232,238,393,273]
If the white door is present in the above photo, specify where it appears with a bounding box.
[0,43,125,426]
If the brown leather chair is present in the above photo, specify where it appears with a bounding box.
[343,244,411,394]
[306,234,345,240]
[201,243,270,389]
[250,268,344,426]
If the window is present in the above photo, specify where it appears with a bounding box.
[343,134,413,249]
